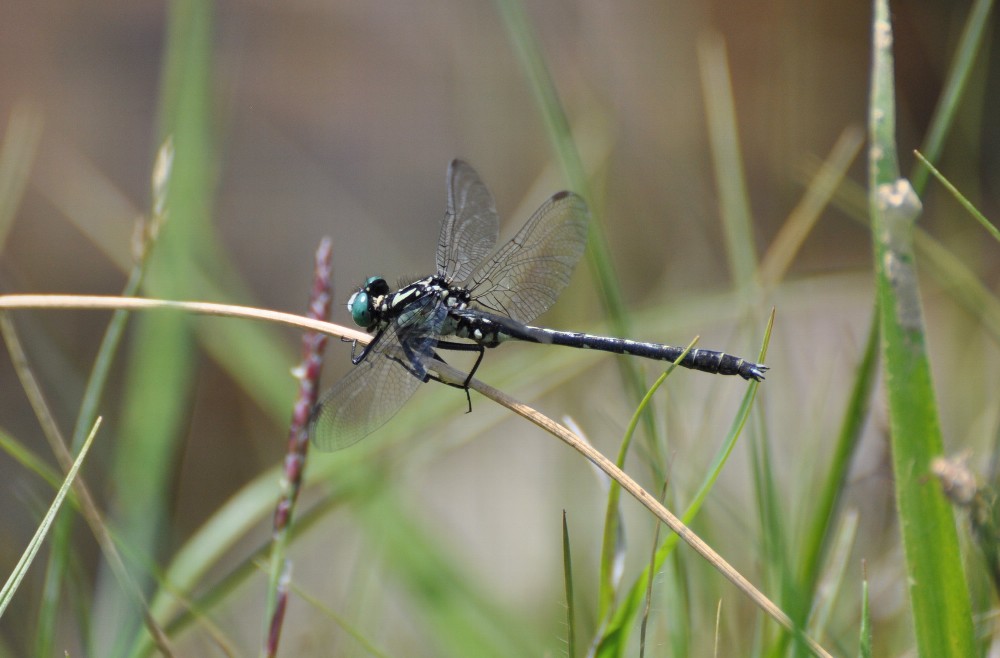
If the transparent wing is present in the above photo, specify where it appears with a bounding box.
[436,160,500,283]
[467,190,589,324]
[309,342,423,451]
[310,298,446,451]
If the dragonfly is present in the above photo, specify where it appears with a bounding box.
[310,160,767,451]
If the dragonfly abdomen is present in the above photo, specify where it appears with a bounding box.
[503,325,767,381]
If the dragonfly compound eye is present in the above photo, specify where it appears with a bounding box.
[348,290,373,327]
[365,276,391,296]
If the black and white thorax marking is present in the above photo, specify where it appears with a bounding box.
[351,276,549,350]
[348,275,472,334]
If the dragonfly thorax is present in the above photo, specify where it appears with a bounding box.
[348,274,473,332]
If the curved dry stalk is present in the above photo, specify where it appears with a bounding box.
[0,293,829,657]
[0,294,364,342]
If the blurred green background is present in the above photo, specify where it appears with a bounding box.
[0,1,997,656]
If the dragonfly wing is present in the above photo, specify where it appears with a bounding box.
[310,296,448,451]
[436,160,500,283]
[468,190,589,324]
[309,342,424,451]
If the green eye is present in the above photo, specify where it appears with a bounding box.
[348,291,372,327]
[348,277,389,328]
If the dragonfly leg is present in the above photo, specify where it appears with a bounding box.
[381,349,474,413]
[351,328,385,365]
[381,337,486,413]
[342,336,361,360]
[391,339,466,394]
[420,352,469,412]
[462,345,486,388]
[432,340,487,413]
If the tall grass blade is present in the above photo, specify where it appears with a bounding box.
[913,150,1000,243]
[791,311,878,646]
[858,564,871,658]
[806,510,858,651]
[932,455,1000,598]
[592,319,772,658]
[494,0,657,444]
[0,419,100,618]
[698,32,759,292]
[95,1,214,653]
[760,126,865,287]
[596,349,692,619]
[36,138,173,658]
[824,168,1000,347]
[638,483,669,658]
[909,0,996,194]
[868,1,975,654]
[563,511,577,658]
[0,103,43,250]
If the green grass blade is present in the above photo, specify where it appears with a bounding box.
[0,419,100,618]
[858,564,871,658]
[698,32,759,290]
[495,0,657,446]
[827,173,1000,346]
[805,509,858,649]
[593,320,771,657]
[0,429,72,495]
[749,406,793,650]
[95,1,214,653]
[494,0,624,321]
[597,349,692,619]
[36,139,173,658]
[933,455,1000,615]
[868,1,975,655]
[562,511,577,658]
[909,0,996,194]
[0,103,42,251]
[797,311,879,596]
[128,461,300,658]
[914,150,1000,243]
[764,308,877,658]
[591,391,758,657]
[689,312,772,509]
[760,125,865,287]
[638,483,668,658]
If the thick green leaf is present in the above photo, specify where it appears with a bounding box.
[868,1,975,655]
[96,2,214,654]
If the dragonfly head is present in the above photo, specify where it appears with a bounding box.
[347,276,390,329]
